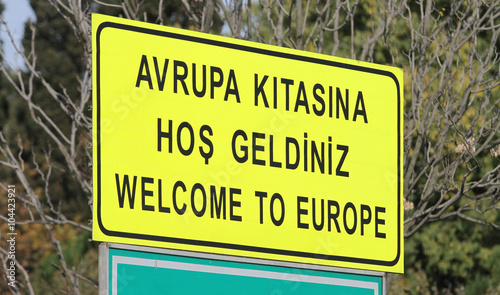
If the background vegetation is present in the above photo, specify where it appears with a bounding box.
[0,0,499,294]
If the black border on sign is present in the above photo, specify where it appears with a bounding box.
[95,19,402,268]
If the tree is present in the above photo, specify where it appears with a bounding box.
[0,0,498,293]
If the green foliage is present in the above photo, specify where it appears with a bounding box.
[392,219,500,294]
[466,274,490,295]
[99,0,223,32]
[0,0,94,293]
[33,229,94,294]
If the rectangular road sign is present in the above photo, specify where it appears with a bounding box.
[100,243,384,295]
[92,14,403,273]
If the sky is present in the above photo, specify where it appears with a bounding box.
[0,0,35,68]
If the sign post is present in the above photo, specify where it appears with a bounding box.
[92,13,403,273]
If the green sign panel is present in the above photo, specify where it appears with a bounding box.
[104,245,383,294]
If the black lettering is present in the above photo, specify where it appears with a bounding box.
[224,69,240,102]
[191,183,206,217]
[304,133,308,172]
[210,66,223,99]
[254,74,269,107]
[328,86,333,117]
[270,193,285,226]
[273,77,278,109]
[328,137,333,175]
[153,56,169,91]
[313,84,325,116]
[158,179,170,213]
[294,81,310,114]
[173,60,189,94]
[210,186,226,219]
[232,130,248,163]
[199,125,214,165]
[173,181,187,215]
[177,122,195,156]
[116,174,137,209]
[353,91,368,123]
[336,145,349,177]
[142,177,155,211]
[157,118,172,152]
[255,191,267,224]
[360,204,371,236]
[230,188,242,221]
[375,207,386,238]
[336,88,348,120]
[192,63,207,97]
[312,198,324,231]
[311,141,325,173]
[327,200,341,232]
[281,78,294,111]
[297,196,309,229]
[136,55,153,89]
[343,202,357,235]
[286,137,300,169]
[252,132,265,166]
[269,135,282,168]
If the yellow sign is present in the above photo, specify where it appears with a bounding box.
[92,14,403,273]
